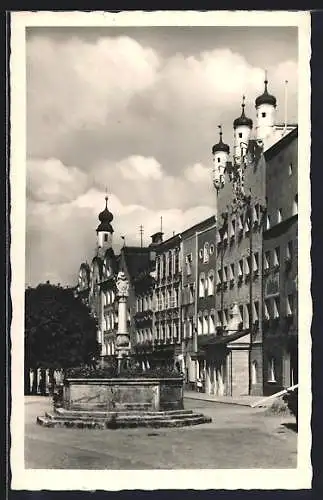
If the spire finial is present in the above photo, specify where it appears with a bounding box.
[241,95,246,116]
[218,124,223,142]
[104,186,108,208]
[139,224,144,248]
[264,69,268,92]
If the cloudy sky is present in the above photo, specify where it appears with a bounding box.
[26,26,298,287]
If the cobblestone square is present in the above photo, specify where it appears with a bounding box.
[25,397,297,470]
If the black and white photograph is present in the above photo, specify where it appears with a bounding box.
[10,10,311,491]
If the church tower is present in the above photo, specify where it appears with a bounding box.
[233,95,253,163]
[96,195,114,257]
[255,72,277,143]
[212,125,230,191]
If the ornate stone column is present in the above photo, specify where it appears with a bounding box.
[115,271,131,373]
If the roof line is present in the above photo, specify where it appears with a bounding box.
[264,126,298,160]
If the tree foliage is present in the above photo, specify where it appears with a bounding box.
[25,282,100,369]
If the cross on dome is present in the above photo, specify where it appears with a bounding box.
[212,124,230,155]
[96,191,114,234]
[255,70,277,108]
[233,96,253,130]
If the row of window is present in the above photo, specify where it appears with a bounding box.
[187,242,294,296]
[196,302,260,335]
[104,342,115,356]
[198,255,259,298]
[198,242,215,264]
[183,210,297,278]
[102,313,117,331]
[156,249,180,280]
[134,293,295,343]
[136,294,154,313]
[265,200,298,230]
[264,295,295,320]
[102,310,131,331]
[155,322,180,341]
[264,242,293,269]
[136,328,153,344]
[102,290,115,306]
[155,289,179,311]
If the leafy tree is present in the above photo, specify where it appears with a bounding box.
[25,282,100,378]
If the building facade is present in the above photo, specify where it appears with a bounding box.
[208,79,298,397]
[262,128,298,395]
[153,234,182,369]
[181,217,216,388]
[75,77,298,397]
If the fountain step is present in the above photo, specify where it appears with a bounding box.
[45,411,205,422]
[54,408,194,419]
[37,414,212,429]
[64,403,153,413]
[67,402,152,411]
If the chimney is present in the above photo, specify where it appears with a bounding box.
[150,231,164,247]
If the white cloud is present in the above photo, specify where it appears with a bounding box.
[27,158,89,203]
[184,162,211,183]
[26,189,214,286]
[117,155,163,180]
[27,34,298,166]
[25,30,298,285]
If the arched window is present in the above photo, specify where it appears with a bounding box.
[203,312,209,335]
[203,242,209,263]
[243,304,250,329]
[174,248,179,274]
[167,289,172,309]
[209,311,216,334]
[293,194,298,215]
[168,250,173,276]
[162,254,166,278]
[251,360,258,385]
[268,357,277,383]
[198,312,203,335]
[207,270,215,296]
[156,257,160,280]
[199,273,206,298]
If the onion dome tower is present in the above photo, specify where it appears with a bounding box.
[212,125,230,191]
[96,194,114,253]
[255,71,277,142]
[233,95,253,162]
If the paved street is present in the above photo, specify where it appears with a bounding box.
[25,396,297,469]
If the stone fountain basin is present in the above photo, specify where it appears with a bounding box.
[61,377,184,412]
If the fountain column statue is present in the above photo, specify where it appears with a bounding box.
[115,271,130,373]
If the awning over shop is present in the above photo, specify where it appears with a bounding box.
[198,330,250,347]
[190,350,206,360]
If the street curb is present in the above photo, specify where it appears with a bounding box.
[184,395,254,407]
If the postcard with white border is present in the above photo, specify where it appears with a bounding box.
[10,10,312,491]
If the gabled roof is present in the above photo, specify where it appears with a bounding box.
[181,215,216,239]
[121,246,152,280]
